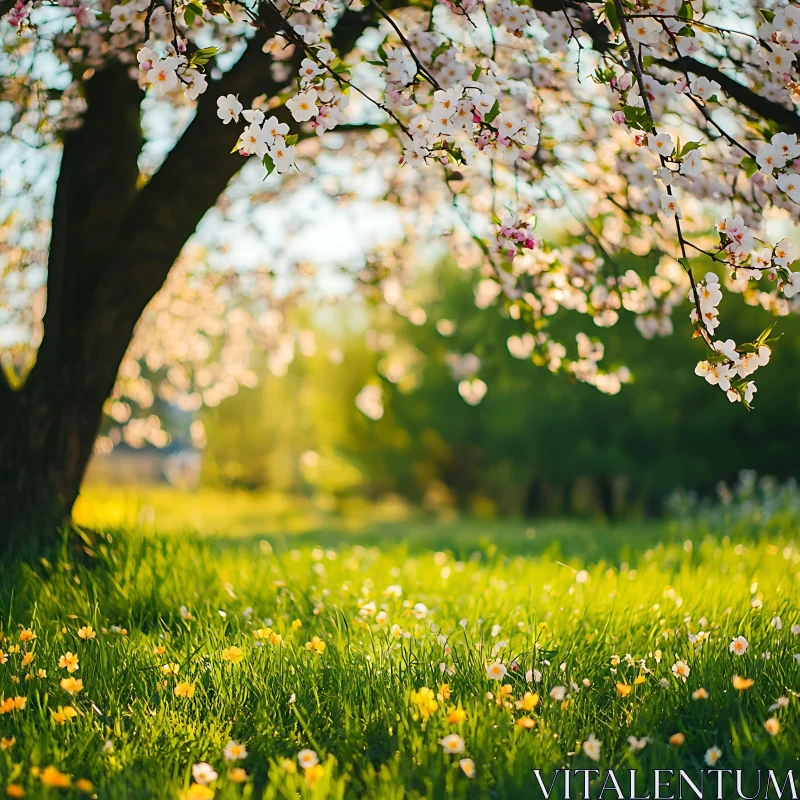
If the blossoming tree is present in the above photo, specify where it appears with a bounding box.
[2,0,800,543]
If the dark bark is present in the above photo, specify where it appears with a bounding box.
[0,10,374,550]
[560,479,574,516]
[644,491,663,519]
[0,63,145,547]
[655,56,800,135]
[523,476,544,518]
[595,475,615,521]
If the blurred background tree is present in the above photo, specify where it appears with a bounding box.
[151,256,800,521]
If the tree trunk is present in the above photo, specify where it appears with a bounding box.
[596,475,615,521]
[523,476,544,518]
[0,336,122,545]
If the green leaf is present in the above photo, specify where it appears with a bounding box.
[262,154,276,175]
[592,66,616,86]
[376,44,388,64]
[185,7,195,25]
[678,140,703,158]
[190,46,218,67]
[754,322,777,348]
[472,64,482,80]
[285,133,299,147]
[485,100,500,124]
[758,7,775,23]
[622,105,654,133]
[431,41,451,66]
[604,0,620,33]
[739,156,758,178]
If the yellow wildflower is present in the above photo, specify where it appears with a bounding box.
[229,768,247,783]
[0,737,15,750]
[51,705,78,724]
[6,784,25,797]
[60,677,83,695]
[765,718,781,736]
[185,784,214,800]
[221,646,244,663]
[515,692,539,711]
[446,706,466,724]
[410,687,438,719]
[18,630,36,643]
[40,767,70,788]
[58,652,79,673]
[77,626,96,641]
[304,764,324,787]
[305,637,326,654]
[174,682,195,698]
[732,675,754,691]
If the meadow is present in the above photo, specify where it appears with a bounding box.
[1,482,799,799]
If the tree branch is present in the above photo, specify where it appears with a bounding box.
[85,9,375,372]
[655,56,800,135]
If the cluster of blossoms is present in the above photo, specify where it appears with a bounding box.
[137,43,209,101]
[5,0,30,26]
[492,210,541,262]
[218,96,298,171]
[399,81,540,168]
[288,44,349,134]
[695,337,771,405]
[5,0,800,422]
[757,6,800,81]
[714,215,800,293]
[689,272,722,335]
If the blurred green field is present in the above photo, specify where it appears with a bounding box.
[73,485,669,563]
[1,485,799,798]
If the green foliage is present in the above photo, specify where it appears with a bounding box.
[201,259,800,518]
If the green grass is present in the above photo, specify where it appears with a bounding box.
[2,489,800,798]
